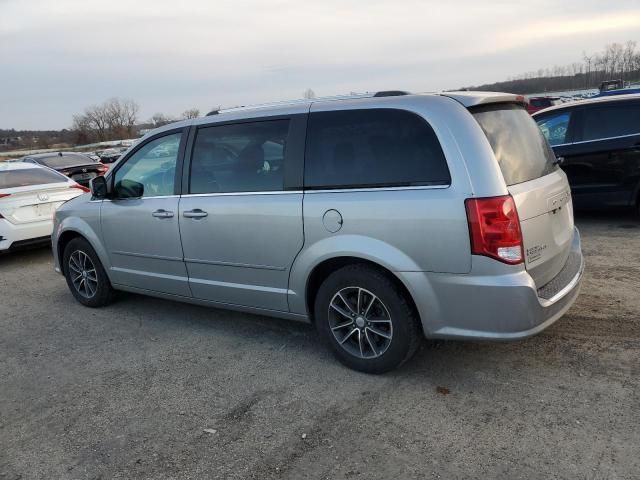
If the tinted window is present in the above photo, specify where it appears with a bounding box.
[472,104,558,186]
[530,99,549,108]
[304,109,449,189]
[536,111,572,146]
[35,154,96,169]
[0,168,67,188]
[114,132,181,198]
[581,101,640,141]
[190,120,289,194]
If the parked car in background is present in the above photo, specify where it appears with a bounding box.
[526,96,561,114]
[97,148,124,163]
[52,91,583,373]
[83,152,102,162]
[533,94,640,212]
[594,79,640,97]
[20,152,108,186]
[1,162,88,251]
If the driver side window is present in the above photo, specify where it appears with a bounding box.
[114,132,182,198]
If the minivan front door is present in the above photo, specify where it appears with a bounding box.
[178,117,305,311]
[101,131,191,296]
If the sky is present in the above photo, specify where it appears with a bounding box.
[1,0,640,130]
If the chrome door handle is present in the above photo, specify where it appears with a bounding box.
[152,209,174,218]
[183,209,208,218]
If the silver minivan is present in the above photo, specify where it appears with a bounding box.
[52,91,584,373]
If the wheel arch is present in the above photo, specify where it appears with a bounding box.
[304,256,421,328]
[56,218,111,278]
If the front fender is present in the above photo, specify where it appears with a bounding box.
[54,214,111,279]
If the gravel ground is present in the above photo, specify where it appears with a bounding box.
[1,212,639,479]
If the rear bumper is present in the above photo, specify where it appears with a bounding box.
[402,227,584,340]
[0,218,53,251]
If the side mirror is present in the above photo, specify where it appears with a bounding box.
[114,179,144,199]
[90,175,108,199]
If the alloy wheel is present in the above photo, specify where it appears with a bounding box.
[68,250,98,299]
[328,286,393,359]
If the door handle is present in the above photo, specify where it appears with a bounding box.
[183,209,208,218]
[152,209,174,218]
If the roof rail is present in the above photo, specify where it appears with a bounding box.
[210,90,411,115]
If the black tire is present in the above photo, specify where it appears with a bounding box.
[63,237,116,307]
[314,264,422,373]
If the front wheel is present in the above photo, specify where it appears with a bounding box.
[63,237,116,307]
[314,264,422,373]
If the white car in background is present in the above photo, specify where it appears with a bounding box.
[0,162,88,251]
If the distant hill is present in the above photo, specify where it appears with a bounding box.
[463,69,640,95]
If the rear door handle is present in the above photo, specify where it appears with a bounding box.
[152,209,174,218]
[183,209,208,218]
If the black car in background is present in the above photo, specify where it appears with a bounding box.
[20,152,109,186]
[533,94,640,213]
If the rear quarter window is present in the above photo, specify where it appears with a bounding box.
[472,103,558,186]
[0,168,67,188]
[304,108,450,189]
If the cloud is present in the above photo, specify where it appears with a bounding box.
[1,0,639,128]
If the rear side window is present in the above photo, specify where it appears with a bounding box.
[472,104,558,186]
[581,101,640,141]
[0,168,66,188]
[304,109,450,189]
[190,120,289,194]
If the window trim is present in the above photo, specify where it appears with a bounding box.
[184,114,306,195]
[303,108,451,191]
[108,127,188,199]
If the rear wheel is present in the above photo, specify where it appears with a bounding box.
[314,264,421,373]
[63,237,115,307]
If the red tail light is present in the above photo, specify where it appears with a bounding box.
[70,184,90,193]
[97,163,109,175]
[465,195,523,265]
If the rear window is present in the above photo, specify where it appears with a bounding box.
[35,155,95,169]
[304,108,450,189]
[472,103,558,186]
[0,168,67,188]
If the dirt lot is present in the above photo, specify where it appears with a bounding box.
[1,212,639,479]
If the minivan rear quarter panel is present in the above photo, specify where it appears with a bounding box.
[288,96,486,316]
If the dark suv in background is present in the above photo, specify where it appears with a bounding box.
[533,94,640,213]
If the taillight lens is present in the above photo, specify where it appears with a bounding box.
[70,184,90,193]
[465,195,523,265]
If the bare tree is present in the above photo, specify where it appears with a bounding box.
[622,41,637,79]
[72,98,139,143]
[303,88,316,99]
[150,113,175,128]
[181,108,200,119]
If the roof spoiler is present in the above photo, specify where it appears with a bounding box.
[440,91,528,108]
